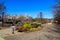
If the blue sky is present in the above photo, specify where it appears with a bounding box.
[0,0,56,18]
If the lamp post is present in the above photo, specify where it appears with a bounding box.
[11,15,16,34]
[11,24,15,34]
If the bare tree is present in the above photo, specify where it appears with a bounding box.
[0,2,6,27]
[38,12,43,24]
[37,12,43,27]
[53,0,60,24]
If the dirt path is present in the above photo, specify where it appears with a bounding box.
[0,27,24,38]
[4,24,60,40]
[0,28,12,37]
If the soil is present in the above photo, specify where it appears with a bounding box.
[0,23,60,40]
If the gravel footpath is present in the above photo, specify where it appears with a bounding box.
[0,28,25,38]
[4,24,60,40]
[0,28,12,37]
[0,37,4,40]
[0,24,60,40]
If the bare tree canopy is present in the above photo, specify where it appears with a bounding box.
[0,2,6,12]
[53,0,60,24]
[0,2,6,27]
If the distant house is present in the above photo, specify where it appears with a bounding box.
[47,19,53,23]
[25,16,33,23]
